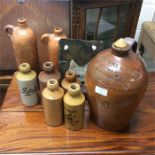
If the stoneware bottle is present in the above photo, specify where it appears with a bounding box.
[61,70,80,92]
[4,18,39,71]
[42,79,64,126]
[85,38,148,131]
[38,61,61,92]
[16,63,38,106]
[41,27,67,70]
[63,83,85,131]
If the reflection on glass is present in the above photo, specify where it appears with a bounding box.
[85,5,130,48]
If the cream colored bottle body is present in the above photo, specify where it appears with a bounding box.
[16,63,38,106]
[63,83,85,131]
[42,79,64,126]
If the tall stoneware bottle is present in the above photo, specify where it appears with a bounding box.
[41,27,67,70]
[63,83,85,131]
[38,61,61,92]
[16,63,38,106]
[61,70,80,92]
[85,38,148,131]
[42,79,64,126]
[4,18,39,71]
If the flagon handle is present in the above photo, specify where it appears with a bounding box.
[4,25,15,38]
[41,34,49,45]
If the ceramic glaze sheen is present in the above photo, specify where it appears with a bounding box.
[38,61,61,91]
[5,18,39,71]
[41,27,67,70]
[85,38,148,131]
[42,79,64,126]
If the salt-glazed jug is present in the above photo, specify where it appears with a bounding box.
[61,70,80,92]
[38,61,61,92]
[5,18,39,71]
[42,79,64,126]
[85,38,148,131]
[16,63,39,106]
[63,83,85,131]
[41,27,67,70]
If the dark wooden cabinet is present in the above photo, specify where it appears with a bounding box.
[71,0,142,48]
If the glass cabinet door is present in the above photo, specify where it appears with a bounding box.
[85,5,130,48]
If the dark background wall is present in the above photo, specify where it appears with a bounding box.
[0,0,70,71]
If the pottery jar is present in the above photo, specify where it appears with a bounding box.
[85,38,148,131]
[16,63,39,106]
[4,18,39,71]
[38,61,61,92]
[63,83,85,131]
[61,70,80,92]
[41,27,67,70]
[42,79,64,126]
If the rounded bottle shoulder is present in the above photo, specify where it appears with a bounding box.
[42,87,64,100]
[16,70,36,81]
[86,49,148,92]
[64,92,85,106]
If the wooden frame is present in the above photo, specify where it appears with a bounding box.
[70,0,143,39]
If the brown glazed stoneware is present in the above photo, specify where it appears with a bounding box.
[4,18,39,71]
[63,83,85,131]
[61,70,80,92]
[42,79,64,126]
[38,61,61,92]
[41,27,67,70]
[85,38,148,131]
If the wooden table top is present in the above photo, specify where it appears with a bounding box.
[0,73,155,154]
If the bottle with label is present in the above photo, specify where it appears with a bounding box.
[38,61,61,92]
[42,79,64,126]
[61,70,80,92]
[63,83,85,131]
[85,38,148,131]
[16,63,38,106]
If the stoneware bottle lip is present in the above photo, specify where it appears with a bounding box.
[65,70,76,82]
[43,61,55,73]
[68,83,80,97]
[47,79,59,91]
[112,38,131,56]
[54,27,63,34]
[17,18,27,27]
[19,63,31,74]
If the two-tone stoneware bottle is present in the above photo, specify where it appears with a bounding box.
[85,38,148,131]
[38,61,61,92]
[16,63,38,106]
[5,18,39,71]
[63,83,85,131]
[41,27,67,70]
[61,70,80,92]
[42,79,64,126]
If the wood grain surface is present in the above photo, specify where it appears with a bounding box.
[0,72,155,154]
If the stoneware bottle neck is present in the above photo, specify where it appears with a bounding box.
[112,38,131,57]
[68,83,80,97]
[53,27,63,35]
[43,61,55,74]
[47,79,59,91]
[19,63,31,74]
[17,18,27,28]
[65,70,76,82]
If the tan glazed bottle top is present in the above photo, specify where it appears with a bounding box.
[17,18,27,28]
[19,63,31,73]
[65,70,76,82]
[53,27,63,34]
[112,38,131,55]
[47,79,59,91]
[43,61,55,73]
[68,83,80,97]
